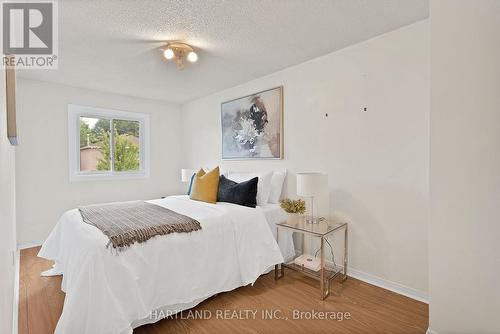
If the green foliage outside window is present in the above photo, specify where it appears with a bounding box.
[97,131,140,171]
[93,119,139,137]
[80,120,100,147]
[80,117,140,172]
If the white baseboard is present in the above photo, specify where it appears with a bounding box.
[426,329,438,334]
[310,256,428,303]
[345,265,428,303]
[12,249,19,334]
[17,240,43,250]
[297,240,429,303]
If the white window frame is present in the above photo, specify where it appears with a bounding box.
[68,104,150,182]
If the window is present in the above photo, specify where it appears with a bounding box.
[68,104,150,181]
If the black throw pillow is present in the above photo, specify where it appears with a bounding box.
[217,175,258,208]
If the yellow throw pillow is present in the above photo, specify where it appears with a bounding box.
[189,167,220,204]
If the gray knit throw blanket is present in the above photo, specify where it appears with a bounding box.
[79,201,201,250]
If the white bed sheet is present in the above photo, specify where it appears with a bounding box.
[38,195,284,334]
[261,204,295,262]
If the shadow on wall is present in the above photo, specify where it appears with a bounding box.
[330,188,384,268]
[330,185,427,278]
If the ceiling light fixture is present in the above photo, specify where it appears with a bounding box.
[160,42,198,70]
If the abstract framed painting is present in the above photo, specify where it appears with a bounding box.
[221,86,283,160]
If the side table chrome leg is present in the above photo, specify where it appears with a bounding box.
[343,225,348,281]
[274,263,284,280]
[320,237,327,299]
[275,226,284,280]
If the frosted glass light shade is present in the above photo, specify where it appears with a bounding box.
[163,48,175,60]
[187,51,198,62]
[296,172,328,197]
[181,169,196,182]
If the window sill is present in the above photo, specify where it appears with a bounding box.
[69,171,149,182]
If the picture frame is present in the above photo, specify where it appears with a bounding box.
[221,86,283,160]
[5,55,18,146]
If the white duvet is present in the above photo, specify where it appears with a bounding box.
[38,195,284,334]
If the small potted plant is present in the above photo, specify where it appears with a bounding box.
[280,198,306,223]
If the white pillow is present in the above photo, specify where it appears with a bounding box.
[268,170,287,203]
[227,171,273,206]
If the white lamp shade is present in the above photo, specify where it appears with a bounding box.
[296,172,328,197]
[181,169,196,182]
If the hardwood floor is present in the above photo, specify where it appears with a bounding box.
[19,247,428,333]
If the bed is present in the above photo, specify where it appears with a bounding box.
[38,195,293,334]
[261,202,295,262]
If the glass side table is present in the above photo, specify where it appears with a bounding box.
[275,216,348,300]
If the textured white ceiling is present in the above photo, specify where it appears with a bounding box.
[18,0,429,103]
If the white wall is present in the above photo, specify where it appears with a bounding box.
[429,1,500,333]
[0,68,17,332]
[16,79,183,245]
[181,21,429,296]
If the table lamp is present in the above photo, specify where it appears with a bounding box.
[181,169,196,182]
[296,172,328,224]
